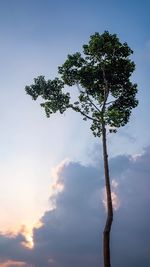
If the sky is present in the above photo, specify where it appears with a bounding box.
[0,0,150,266]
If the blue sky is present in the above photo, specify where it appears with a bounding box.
[0,0,149,266]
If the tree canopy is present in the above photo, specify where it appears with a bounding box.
[25,31,138,136]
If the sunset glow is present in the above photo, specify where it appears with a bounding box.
[0,261,27,267]
[20,226,34,249]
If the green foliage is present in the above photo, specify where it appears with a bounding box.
[25,31,138,137]
[25,76,70,116]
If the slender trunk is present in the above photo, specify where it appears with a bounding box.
[102,121,113,267]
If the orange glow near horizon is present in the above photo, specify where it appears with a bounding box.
[0,260,27,266]
[0,221,43,251]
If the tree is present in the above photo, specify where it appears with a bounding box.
[25,31,138,267]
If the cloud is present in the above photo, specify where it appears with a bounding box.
[102,180,120,211]
[31,161,103,267]
[0,232,32,266]
[0,147,150,266]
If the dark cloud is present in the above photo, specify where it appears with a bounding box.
[32,162,103,267]
[0,147,150,266]
[111,147,150,267]
[0,233,32,266]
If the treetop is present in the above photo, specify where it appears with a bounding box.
[25,31,138,137]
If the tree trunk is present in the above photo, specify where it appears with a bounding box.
[102,122,113,267]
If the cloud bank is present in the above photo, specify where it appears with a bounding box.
[0,147,150,266]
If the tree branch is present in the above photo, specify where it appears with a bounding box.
[76,83,85,94]
[76,83,101,113]
[105,100,115,105]
[86,92,101,112]
[101,67,110,113]
[69,104,100,123]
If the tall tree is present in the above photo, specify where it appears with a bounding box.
[25,31,138,267]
